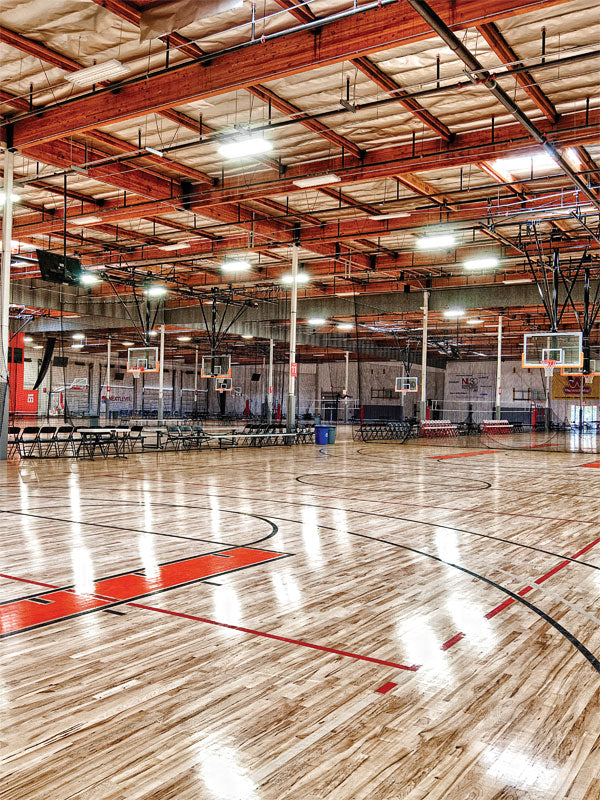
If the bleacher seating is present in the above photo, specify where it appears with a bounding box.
[419,420,458,438]
[481,419,514,435]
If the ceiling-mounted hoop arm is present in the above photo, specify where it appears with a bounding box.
[104,274,145,341]
[557,248,588,329]
[525,250,553,326]
[130,283,147,339]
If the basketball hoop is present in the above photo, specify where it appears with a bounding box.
[542,359,556,378]
[131,368,142,380]
[585,373,594,385]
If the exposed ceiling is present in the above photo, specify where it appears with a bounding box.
[1,0,599,364]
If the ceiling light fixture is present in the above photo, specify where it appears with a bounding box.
[417,233,455,250]
[218,136,272,159]
[65,59,130,87]
[221,259,251,272]
[147,330,158,337]
[0,192,20,204]
[368,212,411,221]
[71,343,84,350]
[32,344,43,349]
[121,341,135,347]
[466,318,484,325]
[145,146,164,157]
[281,272,310,285]
[443,309,465,318]
[72,333,85,340]
[144,284,167,298]
[80,272,100,286]
[337,323,354,330]
[159,243,190,251]
[307,317,326,326]
[293,174,340,189]
[241,333,254,339]
[494,152,557,177]
[464,256,499,270]
[72,215,101,225]
[503,277,533,284]
[177,336,192,342]
[24,336,33,343]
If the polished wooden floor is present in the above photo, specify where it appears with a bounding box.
[1,430,600,800]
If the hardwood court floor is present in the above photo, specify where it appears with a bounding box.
[1,433,600,800]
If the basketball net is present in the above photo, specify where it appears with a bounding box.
[542,359,556,378]
[131,368,142,379]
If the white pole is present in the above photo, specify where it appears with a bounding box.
[344,350,349,422]
[194,344,198,418]
[420,290,429,421]
[0,149,14,459]
[495,314,503,420]
[105,337,111,423]
[267,337,274,423]
[286,245,298,432]
[158,323,165,423]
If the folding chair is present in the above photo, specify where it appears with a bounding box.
[8,426,21,458]
[56,425,78,457]
[38,426,58,457]
[20,426,41,458]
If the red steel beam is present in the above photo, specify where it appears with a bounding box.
[7,0,572,147]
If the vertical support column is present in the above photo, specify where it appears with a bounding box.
[105,337,111,423]
[158,324,165,424]
[420,290,429,421]
[344,351,349,423]
[0,149,14,459]
[194,345,199,418]
[286,245,298,433]
[267,337,274,423]
[495,314,503,420]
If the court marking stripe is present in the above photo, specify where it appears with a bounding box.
[127,602,420,672]
[429,451,500,460]
[0,572,419,672]
[579,461,600,468]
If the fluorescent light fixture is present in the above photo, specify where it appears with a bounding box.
[121,341,135,346]
[564,147,582,168]
[65,59,130,87]
[24,336,33,343]
[281,272,310,285]
[466,318,484,325]
[337,323,354,330]
[71,343,84,350]
[293,174,340,189]
[464,256,499,270]
[72,215,101,225]
[221,259,251,272]
[494,152,557,177]
[32,344,43,349]
[336,291,355,296]
[159,242,190,251]
[417,233,455,249]
[241,333,254,339]
[147,330,158,337]
[503,277,533,284]
[145,146,164,157]
[144,284,167,298]
[307,317,326,326]
[0,192,20,204]
[368,212,411,221]
[72,333,85,340]
[80,272,100,286]
[177,336,192,342]
[443,309,465,318]
[218,136,272,159]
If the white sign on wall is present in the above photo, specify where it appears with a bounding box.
[446,372,494,401]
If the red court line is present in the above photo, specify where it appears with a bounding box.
[375,681,397,694]
[579,461,600,468]
[128,602,420,672]
[0,571,419,672]
[428,451,500,460]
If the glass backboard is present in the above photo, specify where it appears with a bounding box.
[522,332,582,368]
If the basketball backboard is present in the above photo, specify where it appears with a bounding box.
[202,355,231,378]
[215,377,232,392]
[522,332,582,368]
[395,376,418,393]
[127,346,159,373]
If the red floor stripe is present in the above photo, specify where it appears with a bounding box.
[375,681,397,694]
[579,461,600,468]
[0,572,419,672]
[441,632,466,650]
[428,451,500,460]
[129,602,421,671]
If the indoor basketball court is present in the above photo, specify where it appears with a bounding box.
[1,1,600,798]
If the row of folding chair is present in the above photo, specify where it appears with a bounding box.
[163,425,212,450]
[8,425,146,458]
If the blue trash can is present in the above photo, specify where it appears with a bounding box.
[327,425,336,444]
[315,424,329,445]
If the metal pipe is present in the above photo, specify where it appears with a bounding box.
[0,149,14,459]
[105,337,111,423]
[194,344,199,418]
[495,314,502,420]
[406,0,600,213]
[344,350,349,423]
[420,290,429,421]
[158,324,165,423]
[268,337,274,423]
[286,245,298,432]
